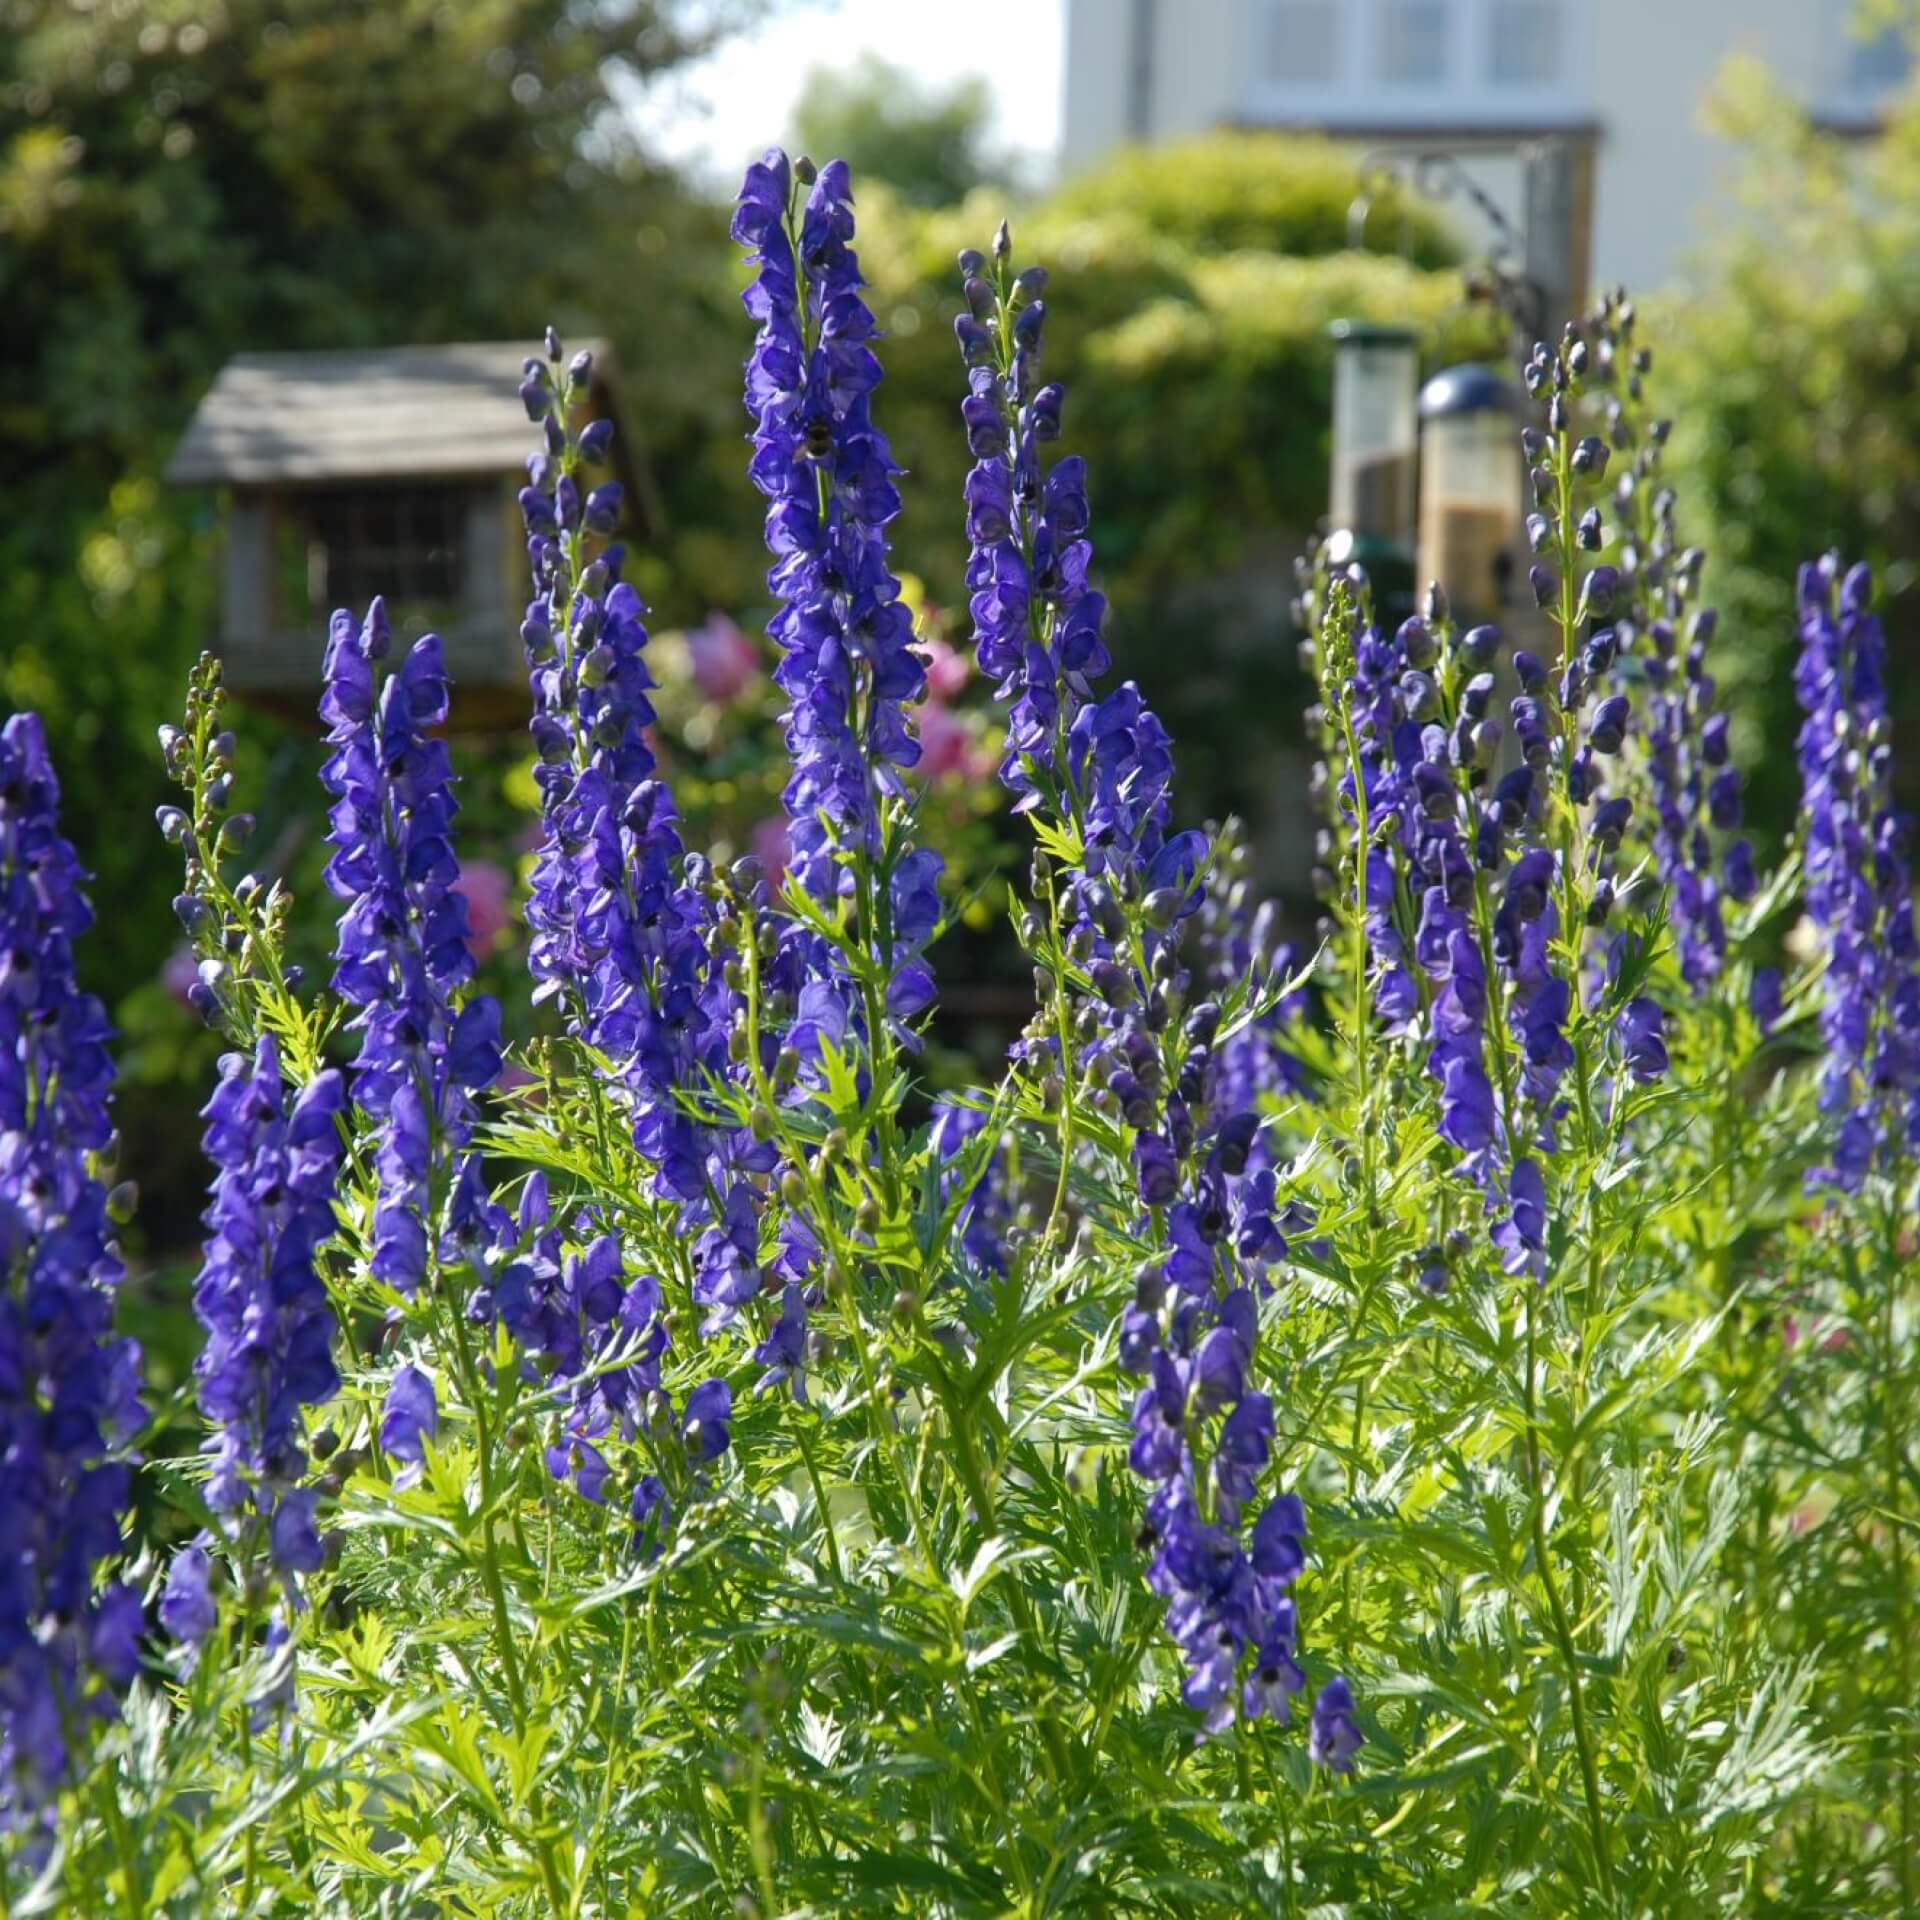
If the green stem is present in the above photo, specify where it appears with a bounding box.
[1038,861,1079,1253]
[793,1417,844,1585]
[1524,1284,1614,1903]
[444,1306,573,1917]
[1882,1193,1916,1910]
[95,1769,146,1920]
[940,1382,1072,1788]
[745,1740,780,1919]
[238,1589,261,1913]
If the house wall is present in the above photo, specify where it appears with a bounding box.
[1060,0,1891,291]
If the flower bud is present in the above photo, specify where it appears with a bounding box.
[1460,624,1501,668]
[1578,565,1619,619]
[953,315,993,366]
[1588,694,1630,755]
[1397,615,1437,668]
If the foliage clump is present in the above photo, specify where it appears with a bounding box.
[1,133,1917,1920]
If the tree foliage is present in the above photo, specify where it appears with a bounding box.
[1660,55,1920,843]
[0,0,764,1007]
[790,52,1010,208]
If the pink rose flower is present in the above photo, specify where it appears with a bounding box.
[922,636,971,703]
[918,698,993,782]
[688,614,760,705]
[454,859,514,958]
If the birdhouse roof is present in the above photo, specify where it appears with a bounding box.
[164,340,614,486]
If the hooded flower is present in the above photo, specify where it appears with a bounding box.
[734,150,945,1032]
[191,1036,347,1579]
[1795,557,1920,1189]
[1309,1675,1365,1772]
[321,607,504,1291]
[954,235,1309,1739]
[0,713,146,1813]
[516,340,737,1207]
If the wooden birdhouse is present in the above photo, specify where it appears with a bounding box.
[164,340,625,727]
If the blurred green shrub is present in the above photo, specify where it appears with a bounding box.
[789,52,1012,208]
[1042,129,1460,265]
[1661,56,1920,843]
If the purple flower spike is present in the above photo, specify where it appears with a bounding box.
[191,1036,346,1601]
[1796,558,1920,1190]
[949,237,1319,1742]
[733,149,945,1033]
[322,614,502,1293]
[0,713,147,1813]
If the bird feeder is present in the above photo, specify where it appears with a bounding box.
[1325,320,1419,618]
[1416,363,1523,622]
[1329,321,1419,546]
[165,340,628,727]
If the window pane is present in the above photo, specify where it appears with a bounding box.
[1267,1,1338,85]
[1380,0,1448,86]
[1489,0,1562,86]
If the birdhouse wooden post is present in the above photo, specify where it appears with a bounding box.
[164,341,625,727]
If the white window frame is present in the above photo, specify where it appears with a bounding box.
[1240,0,1590,130]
